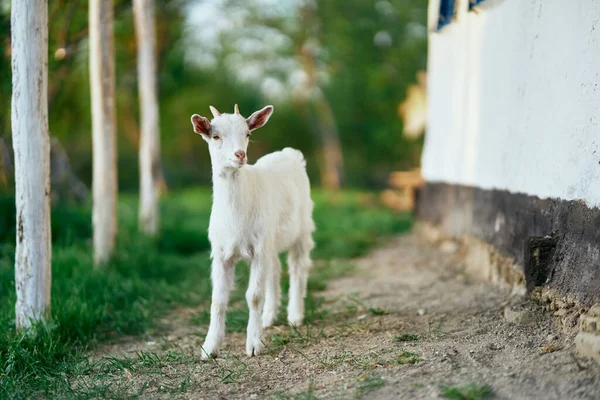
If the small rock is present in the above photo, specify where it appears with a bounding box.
[588,305,600,318]
[562,313,579,329]
[488,343,503,351]
[418,308,426,316]
[146,341,156,347]
[250,395,258,399]
[504,306,541,325]
[575,332,600,365]
[555,300,568,309]
[554,309,569,317]
[167,335,178,342]
[440,240,458,254]
[580,315,600,333]
[547,334,559,342]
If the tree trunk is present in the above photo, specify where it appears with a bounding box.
[133,0,161,235]
[11,0,52,329]
[299,42,344,189]
[311,96,344,189]
[89,0,117,266]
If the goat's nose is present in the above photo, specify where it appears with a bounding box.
[234,151,246,160]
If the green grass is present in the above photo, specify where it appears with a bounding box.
[0,188,411,399]
[393,333,421,342]
[440,383,494,400]
[397,350,420,365]
[368,307,386,316]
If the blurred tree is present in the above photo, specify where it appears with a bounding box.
[11,0,52,329]
[186,0,427,187]
[317,0,428,185]
[89,0,117,265]
[134,0,162,235]
[0,0,427,192]
[295,2,344,189]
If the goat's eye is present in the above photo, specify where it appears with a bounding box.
[212,135,221,140]
[246,133,251,138]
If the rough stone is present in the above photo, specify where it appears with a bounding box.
[575,332,600,365]
[580,315,599,333]
[554,309,569,317]
[588,305,600,317]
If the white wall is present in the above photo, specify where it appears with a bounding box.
[422,0,600,208]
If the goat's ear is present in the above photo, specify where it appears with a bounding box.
[191,114,211,137]
[246,105,274,131]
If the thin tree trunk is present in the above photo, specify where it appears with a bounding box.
[89,0,117,266]
[299,43,344,189]
[11,0,52,329]
[133,0,161,235]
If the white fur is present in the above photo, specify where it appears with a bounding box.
[190,105,315,358]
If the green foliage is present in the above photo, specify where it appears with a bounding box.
[317,0,428,185]
[0,189,411,398]
[1,0,426,190]
[440,383,494,400]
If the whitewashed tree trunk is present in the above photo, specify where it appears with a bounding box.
[133,0,161,235]
[89,0,117,265]
[11,0,52,329]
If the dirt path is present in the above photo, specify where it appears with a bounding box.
[82,234,600,399]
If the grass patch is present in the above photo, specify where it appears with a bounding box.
[397,350,420,365]
[440,383,494,400]
[428,318,449,339]
[0,189,411,398]
[368,307,386,316]
[393,333,421,342]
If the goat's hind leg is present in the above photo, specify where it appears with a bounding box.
[287,239,313,327]
[201,256,235,359]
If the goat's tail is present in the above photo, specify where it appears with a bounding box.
[282,147,307,169]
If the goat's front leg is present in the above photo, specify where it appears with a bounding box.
[245,256,268,356]
[262,256,281,328]
[201,256,235,359]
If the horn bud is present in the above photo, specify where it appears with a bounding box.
[209,105,221,118]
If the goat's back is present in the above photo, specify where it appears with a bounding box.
[254,148,313,251]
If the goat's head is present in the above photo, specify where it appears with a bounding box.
[191,104,274,171]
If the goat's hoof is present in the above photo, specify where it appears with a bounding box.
[246,338,263,357]
[200,342,219,360]
[288,315,304,328]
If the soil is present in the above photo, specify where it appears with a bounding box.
[82,234,600,399]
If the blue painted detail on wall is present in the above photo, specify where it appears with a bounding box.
[438,0,456,30]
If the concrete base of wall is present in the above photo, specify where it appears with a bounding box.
[416,222,525,295]
[416,182,600,364]
[416,182,600,305]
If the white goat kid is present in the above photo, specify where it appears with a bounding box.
[190,104,315,358]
